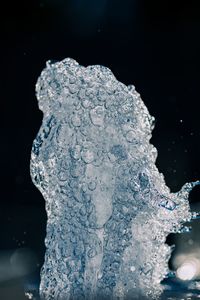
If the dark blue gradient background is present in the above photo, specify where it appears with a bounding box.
[0,1,200,299]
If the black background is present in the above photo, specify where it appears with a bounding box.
[0,0,200,299]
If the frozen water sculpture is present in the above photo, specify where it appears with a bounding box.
[30,58,199,300]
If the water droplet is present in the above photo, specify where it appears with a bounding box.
[81,182,88,193]
[90,106,105,126]
[159,197,177,211]
[82,98,92,108]
[71,114,81,127]
[125,130,136,143]
[81,149,95,164]
[178,225,192,233]
[97,88,107,102]
[88,181,97,191]
[70,145,81,160]
[191,211,200,220]
[58,170,68,181]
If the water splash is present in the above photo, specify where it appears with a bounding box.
[30,58,199,299]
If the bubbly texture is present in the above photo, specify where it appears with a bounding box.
[30,58,198,299]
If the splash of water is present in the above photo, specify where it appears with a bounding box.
[30,58,199,299]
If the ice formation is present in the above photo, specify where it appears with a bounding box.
[30,58,199,300]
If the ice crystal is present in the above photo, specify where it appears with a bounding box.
[30,58,199,299]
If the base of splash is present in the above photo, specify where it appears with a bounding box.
[24,277,200,300]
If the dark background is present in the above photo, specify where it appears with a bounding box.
[0,0,200,299]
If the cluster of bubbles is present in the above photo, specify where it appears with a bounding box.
[30,58,199,299]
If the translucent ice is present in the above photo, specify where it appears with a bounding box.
[30,58,199,299]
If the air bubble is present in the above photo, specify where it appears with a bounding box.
[125,130,136,143]
[88,181,97,191]
[82,98,92,108]
[81,149,95,164]
[70,145,81,160]
[90,106,105,126]
[71,114,82,127]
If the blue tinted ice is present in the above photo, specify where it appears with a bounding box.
[30,58,199,299]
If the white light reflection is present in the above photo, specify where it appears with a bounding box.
[176,257,200,281]
[0,248,38,282]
